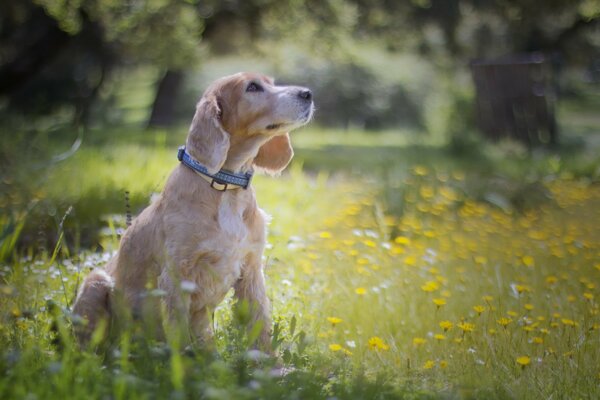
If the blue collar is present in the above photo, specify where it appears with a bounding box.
[177,146,253,191]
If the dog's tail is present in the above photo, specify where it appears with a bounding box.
[72,268,114,344]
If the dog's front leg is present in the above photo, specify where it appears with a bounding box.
[234,257,271,352]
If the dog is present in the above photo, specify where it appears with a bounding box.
[73,72,314,349]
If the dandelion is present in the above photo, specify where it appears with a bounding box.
[421,281,440,292]
[497,317,513,328]
[473,305,486,315]
[355,287,367,295]
[434,334,446,341]
[583,292,594,301]
[423,360,435,370]
[457,322,475,333]
[329,344,343,352]
[327,317,343,326]
[516,356,531,367]
[433,298,446,307]
[368,336,389,351]
[413,337,427,346]
[439,321,453,331]
[522,256,535,267]
[561,318,577,327]
[394,236,411,245]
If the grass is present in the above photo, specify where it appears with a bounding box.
[1,122,600,399]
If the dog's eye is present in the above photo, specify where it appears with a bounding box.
[246,82,263,92]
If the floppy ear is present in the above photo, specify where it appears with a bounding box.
[253,133,294,175]
[185,96,230,174]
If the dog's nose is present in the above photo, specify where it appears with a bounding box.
[298,89,312,101]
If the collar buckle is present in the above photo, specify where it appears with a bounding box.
[210,180,228,191]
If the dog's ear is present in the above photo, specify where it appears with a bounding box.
[253,133,294,175]
[186,96,230,174]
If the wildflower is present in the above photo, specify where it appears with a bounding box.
[507,311,518,317]
[368,336,389,351]
[482,295,493,302]
[404,256,417,266]
[329,344,343,352]
[413,337,427,346]
[497,318,512,328]
[439,321,453,331]
[522,256,535,267]
[327,317,343,326]
[355,287,367,295]
[423,360,435,369]
[434,334,446,341]
[516,356,531,367]
[532,337,544,344]
[319,231,332,239]
[421,281,440,292]
[439,360,448,368]
[394,236,411,245]
[546,276,558,285]
[433,298,446,307]
[524,303,534,311]
[583,292,594,301]
[413,165,429,176]
[561,318,577,327]
[473,305,485,315]
[457,322,475,333]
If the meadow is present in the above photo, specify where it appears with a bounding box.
[1,117,599,398]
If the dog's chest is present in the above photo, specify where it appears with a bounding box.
[187,194,259,306]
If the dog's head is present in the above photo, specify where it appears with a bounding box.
[186,72,314,175]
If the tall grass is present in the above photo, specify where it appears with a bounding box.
[1,126,599,399]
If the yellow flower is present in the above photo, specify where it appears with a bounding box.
[482,295,493,302]
[423,360,435,370]
[439,360,448,369]
[561,318,577,327]
[457,322,475,332]
[433,298,446,307]
[329,344,343,352]
[421,281,440,292]
[583,292,594,301]
[394,236,411,245]
[319,231,332,239]
[524,303,534,311]
[516,356,531,367]
[439,320,453,331]
[368,336,389,351]
[413,337,427,346]
[522,256,535,267]
[532,337,544,344]
[413,165,429,176]
[355,287,367,295]
[434,334,446,341]
[327,317,343,326]
[473,305,486,315]
[497,317,513,327]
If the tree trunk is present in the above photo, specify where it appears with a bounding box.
[147,69,185,128]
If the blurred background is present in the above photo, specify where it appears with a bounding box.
[1,0,599,251]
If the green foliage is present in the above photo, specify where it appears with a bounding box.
[36,0,203,68]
